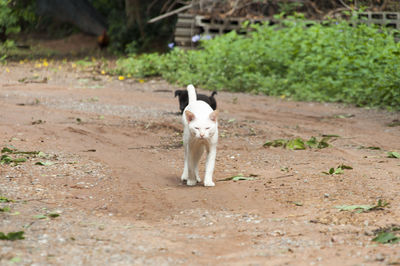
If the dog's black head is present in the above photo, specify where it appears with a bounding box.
[174,89,218,114]
[174,90,189,114]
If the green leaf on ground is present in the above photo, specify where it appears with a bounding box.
[9,257,22,263]
[0,206,10,212]
[263,139,287,147]
[334,114,355,119]
[321,134,340,138]
[359,146,381,150]
[372,232,400,244]
[35,161,54,166]
[1,155,27,165]
[219,174,256,182]
[38,151,48,158]
[388,151,400,159]
[323,164,352,175]
[0,196,13,203]
[264,137,331,149]
[387,119,400,127]
[0,231,25,241]
[48,213,60,218]
[34,215,47,219]
[317,138,330,149]
[12,158,27,163]
[1,147,14,153]
[335,205,373,212]
[335,200,389,213]
[292,201,303,206]
[1,147,39,155]
[305,136,318,147]
[286,138,306,150]
[338,164,353,170]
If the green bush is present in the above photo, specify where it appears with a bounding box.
[0,0,20,36]
[115,19,400,110]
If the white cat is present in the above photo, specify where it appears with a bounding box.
[181,84,219,187]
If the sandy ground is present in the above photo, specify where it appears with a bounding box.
[0,60,400,265]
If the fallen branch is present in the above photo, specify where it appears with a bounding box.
[148,4,192,23]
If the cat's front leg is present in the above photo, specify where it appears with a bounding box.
[186,153,197,186]
[181,144,189,182]
[203,145,217,187]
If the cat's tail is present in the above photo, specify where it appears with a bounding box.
[187,84,197,104]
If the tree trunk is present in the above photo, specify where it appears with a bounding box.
[125,0,145,38]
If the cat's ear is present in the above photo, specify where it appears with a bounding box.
[209,110,219,122]
[185,110,195,122]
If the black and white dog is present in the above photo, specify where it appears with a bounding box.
[174,89,217,114]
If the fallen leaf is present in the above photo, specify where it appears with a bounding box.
[48,213,60,218]
[0,196,12,203]
[34,214,47,219]
[388,151,400,159]
[292,202,303,206]
[335,200,389,213]
[0,231,24,241]
[219,174,255,182]
[286,138,306,150]
[35,161,54,166]
[372,232,400,244]
[0,206,10,212]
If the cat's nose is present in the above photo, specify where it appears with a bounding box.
[200,133,205,138]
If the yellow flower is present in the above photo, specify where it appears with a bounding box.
[138,79,145,83]
[101,70,106,75]
[19,60,24,64]
[43,61,49,67]
[6,68,10,73]
[280,95,286,99]
[35,63,42,68]
[71,63,77,68]
[118,76,125,81]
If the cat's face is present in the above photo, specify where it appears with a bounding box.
[185,110,218,139]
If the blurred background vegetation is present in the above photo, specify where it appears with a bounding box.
[1,0,399,56]
[1,0,400,110]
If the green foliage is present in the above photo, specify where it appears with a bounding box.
[115,53,164,77]
[0,0,20,35]
[0,0,20,57]
[116,20,400,110]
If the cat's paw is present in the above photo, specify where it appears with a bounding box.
[196,176,201,182]
[181,174,188,181]
[204,181,215,187]
[186,179,197,186]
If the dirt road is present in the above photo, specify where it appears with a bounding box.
[1,61,399,265]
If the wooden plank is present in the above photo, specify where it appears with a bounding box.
[174,28,199,37]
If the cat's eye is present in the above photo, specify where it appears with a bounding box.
[195,127,200,130]
[205,127,210,130]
